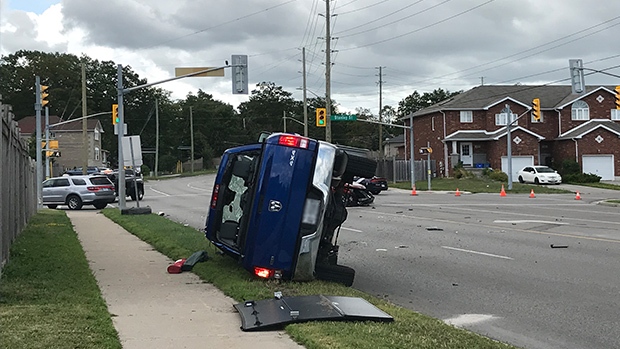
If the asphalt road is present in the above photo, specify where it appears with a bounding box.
[136,175,620,349]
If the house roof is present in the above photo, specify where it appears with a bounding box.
[385,134,404,144]
[444,126,545,142]
[18,116,102,135]
[407,85,616,118]
[17,115,62,135]
[556,119,620,140]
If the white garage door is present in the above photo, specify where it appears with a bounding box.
[582,155,614,180]
[501,156,534,183]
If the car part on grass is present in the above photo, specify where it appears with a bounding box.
[234,294,393,331]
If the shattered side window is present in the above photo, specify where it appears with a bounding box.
[221,154,255,224]
[222,175,246,222]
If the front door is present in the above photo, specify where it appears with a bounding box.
[460,142,473,166]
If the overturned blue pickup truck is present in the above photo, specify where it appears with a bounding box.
[205,133,376,286]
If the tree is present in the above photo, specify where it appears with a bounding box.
[397,88,461,118]
[237,82,298,142]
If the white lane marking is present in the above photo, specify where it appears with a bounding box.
[441,246,514,260]
[150,188,170,196]
[340,226,363,233]
[444,314,498,327]
[494,219,569,225]
[187,182,211,191]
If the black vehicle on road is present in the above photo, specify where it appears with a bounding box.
[106,169,144,201]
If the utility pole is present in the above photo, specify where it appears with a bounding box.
[324,0,332,142]
[155,99,159,177]
[283,110,287,133]
[82,62,88,174]
[45,106,50,178]
[302,47,308,137]
[190,106,194,173]
[35,76,42,208]
[377,66,385,159]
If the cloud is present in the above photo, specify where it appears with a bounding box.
[2,0,620,114]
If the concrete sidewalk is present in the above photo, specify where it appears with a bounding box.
[66,210,304,349]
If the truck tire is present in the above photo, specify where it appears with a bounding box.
[315,264,355,287]
[130,187,144,201]
[342,153,377,180]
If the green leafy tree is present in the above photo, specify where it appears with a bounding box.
[397,88,461,118]
[237,82,298,142]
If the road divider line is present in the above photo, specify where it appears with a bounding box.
[341,226,363,233]
[442,246,514,260]
[150,188,170,196]
[494,220,569,225]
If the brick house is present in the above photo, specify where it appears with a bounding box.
[17,116,108,174]
[405,85,620,181]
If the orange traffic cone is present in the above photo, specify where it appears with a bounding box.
[455,188,461,197]
[500,184,507,197]
[529,189,536,198]
[411,185,418,196]
[575,191,581,200]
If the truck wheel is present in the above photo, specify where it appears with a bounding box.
[315,264,355,287]
[342,154,377,181]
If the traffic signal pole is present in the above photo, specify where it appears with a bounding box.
[115,60,245,211]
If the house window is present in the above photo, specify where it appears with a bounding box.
[95,147,100,161]
[495,113,518,126]
[531,111,543,123]
[460,111,473,123]
[94,129,100,140]
[612,109,620,120]
[571,100,589,120]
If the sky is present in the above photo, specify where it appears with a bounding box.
[1,0,619,116]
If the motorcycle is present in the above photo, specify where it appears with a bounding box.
[343,181,375,207]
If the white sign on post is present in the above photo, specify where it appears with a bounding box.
[122,135,143,167]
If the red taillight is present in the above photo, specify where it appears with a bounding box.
[278,135,309,149]
[87,186,100,192]
[210,184,219,209]
[254,267,274,279]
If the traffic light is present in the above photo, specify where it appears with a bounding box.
[316,108,326,127]
[532,98,541,121]
[40,85,49,107]
[615,86,620,110]
[112,104,119,125]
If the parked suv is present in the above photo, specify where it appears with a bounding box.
[42,175,116,210]
[205,133,376,286]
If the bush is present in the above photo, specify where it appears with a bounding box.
[453,167,475,179]
[564,173,601,183]
[557,160,580,176]
[140,164,151,175]
[487,170,508,182]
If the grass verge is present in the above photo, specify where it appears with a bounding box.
[0,210,121,349]
[101,208,519,349]
[390,177,570,194]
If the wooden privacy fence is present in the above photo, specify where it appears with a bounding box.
[1,99,37,278]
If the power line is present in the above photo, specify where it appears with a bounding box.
[339,0,494,51]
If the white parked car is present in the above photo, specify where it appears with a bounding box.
[517,166,562,185]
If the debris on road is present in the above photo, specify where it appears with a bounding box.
[426,227,444,231]
[550,244,568,248]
